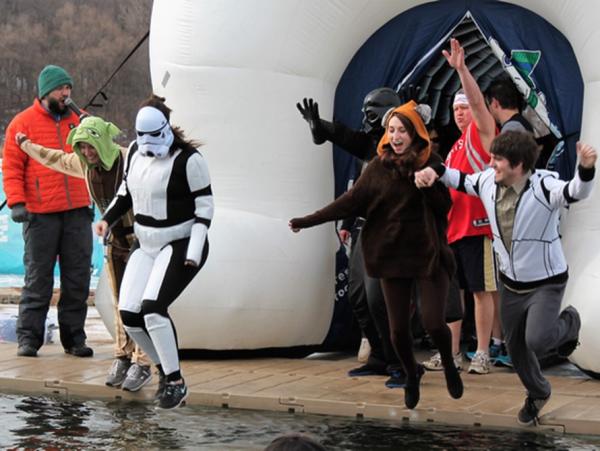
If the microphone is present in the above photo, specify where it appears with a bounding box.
[64,97,89,119]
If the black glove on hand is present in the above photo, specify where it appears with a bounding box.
[296,97,328,145]
[398,84,424,104]
[10,203,31,223]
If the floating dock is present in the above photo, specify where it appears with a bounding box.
[0,304,599,436]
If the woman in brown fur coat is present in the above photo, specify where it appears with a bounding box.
[289,101,463,409]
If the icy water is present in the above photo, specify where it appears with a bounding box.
[1,394,599,450]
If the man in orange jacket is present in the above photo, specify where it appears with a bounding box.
[2,65,93,358]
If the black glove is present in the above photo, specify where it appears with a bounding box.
[296,98,331,145]
[398,84,424,104]
[10,203,31,223]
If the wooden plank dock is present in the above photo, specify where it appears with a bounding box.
[0,304,599,436]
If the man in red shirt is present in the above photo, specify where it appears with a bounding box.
[423,38,501,375]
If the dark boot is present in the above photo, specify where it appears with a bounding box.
[404,364,425,409]
[444,364,464,399]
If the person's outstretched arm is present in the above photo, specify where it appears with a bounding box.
[543,141,597,208]
[289,189,362,232]
[415,163,486,198]
[290,162,372,232]
[296,97,372,160]
[16,133,85,178]
[443,38,496,152]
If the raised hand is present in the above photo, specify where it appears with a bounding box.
[576,141,597,168]
[398,84,423,104]
[296,98,320,123]
[296,98,327,145]
[442,38,466,71]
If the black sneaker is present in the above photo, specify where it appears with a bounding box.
[404,364,425,410]
[65,344,93,358]
[17,344,38,357]
[348,363,388,377]
[385,369,406,389]
[517,395,550,426]
[158,381,188,409]
[154,371,167,403]
[557,306,581,358]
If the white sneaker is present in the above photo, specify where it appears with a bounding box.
[423,352,463,371]
[357,338,371,363]
[453,352,464,370]
[468,351,491,374]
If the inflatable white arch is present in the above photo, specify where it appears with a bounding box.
[96,0,600,374]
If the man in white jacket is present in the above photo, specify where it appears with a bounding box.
[414,131,597,426]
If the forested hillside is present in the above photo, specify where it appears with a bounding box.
[0,0,153,146]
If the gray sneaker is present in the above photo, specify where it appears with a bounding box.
[122,364,152,392]
[105,358,132,387]
[518,394,550,426]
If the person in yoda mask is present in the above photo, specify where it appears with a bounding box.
[15,116,153,393]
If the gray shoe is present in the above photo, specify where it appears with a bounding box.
[518,394,550,426]
[122,363,152,392]
[105,358,132,387]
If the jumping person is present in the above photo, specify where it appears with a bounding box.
[290,101,463,409]
[297,88,405,387]
[95,95,214,409]
[15,116,153,392]
[415,131,595,425]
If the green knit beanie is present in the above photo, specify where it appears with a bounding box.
[38,65,73,98]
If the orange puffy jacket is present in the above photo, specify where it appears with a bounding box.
[2,99,90,213]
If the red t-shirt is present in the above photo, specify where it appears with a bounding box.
[445,122,493,244]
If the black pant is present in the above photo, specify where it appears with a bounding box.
[381,271,452,379]
[348,229,400,369]
[17,208,93,349]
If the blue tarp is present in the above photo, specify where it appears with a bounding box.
[0,165,104,285]
[333,0,583,195]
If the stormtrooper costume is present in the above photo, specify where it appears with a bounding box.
[103,106,213,388]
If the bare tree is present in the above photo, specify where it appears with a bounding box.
[0,0,153,143]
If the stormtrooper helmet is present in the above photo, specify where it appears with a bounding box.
[135,106,174,159]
